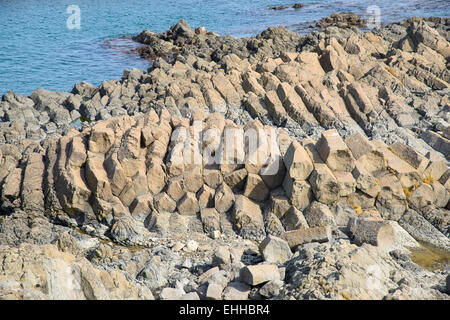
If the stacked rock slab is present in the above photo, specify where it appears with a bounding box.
[0,108,447,250]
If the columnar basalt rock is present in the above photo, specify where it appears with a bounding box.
[347,217,397,249]
[1,16,450,301]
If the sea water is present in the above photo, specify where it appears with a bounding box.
[0,0,448,96]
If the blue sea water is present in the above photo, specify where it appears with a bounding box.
[0,0,449,96]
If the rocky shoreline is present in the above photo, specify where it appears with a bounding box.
[0,15,449,300]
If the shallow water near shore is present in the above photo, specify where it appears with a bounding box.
[410,243,450,271]
[1,0,449,96]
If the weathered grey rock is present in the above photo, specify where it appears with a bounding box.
[398,209,450,253]
[347,218,397,250]
[222,282,250,300]
[304,201,336,227]
[282,206,309,231]
[259,279,283,298]
[240,265,280,286]
[200,208,220,233]
[232,195,266,240]
[281,226,332,250]
[259,235,293,264]
[212,246,232,269]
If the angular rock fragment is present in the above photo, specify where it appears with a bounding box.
[316,129,355,172]
[232,195,265,240]
[281,226,332,250]
[240,265,280,286]
[259,235,292,264]
[283,140,314,181]
[347,217,397,249]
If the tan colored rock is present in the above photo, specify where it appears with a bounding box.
[154,192,177,213]
[215,183,235,213]
[242,76,265,96]
[356,149,387,174]
[283,140,314,180]
[141,126,154,147]
[352,162,381,198]
[222,282,250,300]
[85,156,114,201]
[21,153,45,211]
[204,88,227,113]
[301,138,324,164]
[160,288,185,300]
[89,126,115,154]
[334,171,356,197]
[177,192,200,216]
[282,176,312,210]
[223,168,248,190]
[0,243,153,300]
[1,167,22,201]
[130,193,153,220]
[104,154,127,197]
[409,183,435,211]
[244,173,270,202]
[431,181,449,208]
[280,52,299,63]
[309,163,340,205]
[183,166,204,193]
[422,130,449,157]
[203,169,223,189]
[212,73,241,106]
[197,184,215,209]
[377,146,421,189]
[67,136,87,168]
[277,82,316,125]
[206,283,223,300]
[375,171,407,221]
[316,129,355,172]
[389,142,429,174]
[344,132,374,160]
[166,176,185,202]
[240,265,280,286]
[260,154,286,190]
[232,195,265,240]
[296,52,325,75]
[281,226,332,250]
[200,208,220,233]
[282,206,309,231]
[118,181,137,207]
[304,201,336,227]
[264,90,288,125]
[347,191,376,210]
[270,192,291,219]
[423,154,447,182]
[258,58,283,73]
[147,159,166,195]
[244,93,269,118]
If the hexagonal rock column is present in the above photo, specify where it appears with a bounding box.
[316,129,355,172]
